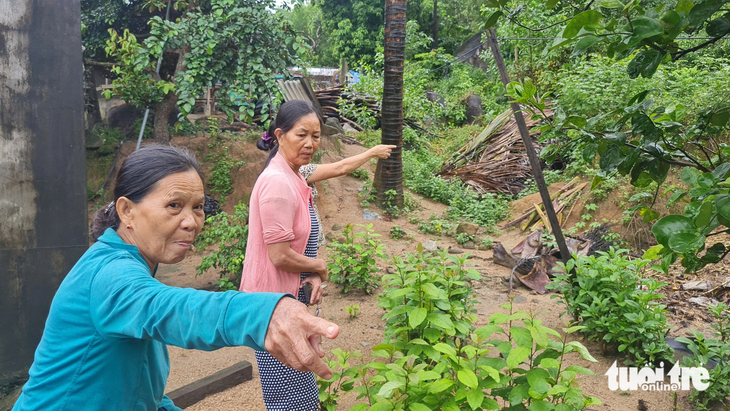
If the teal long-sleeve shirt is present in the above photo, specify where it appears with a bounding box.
[13,228,287,411]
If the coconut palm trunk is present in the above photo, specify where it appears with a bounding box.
[374,0,406,211]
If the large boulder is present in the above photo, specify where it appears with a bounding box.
[425,90,446,108]
[324,117,345,135]
[105,103,146,139]
[465,94,483,124]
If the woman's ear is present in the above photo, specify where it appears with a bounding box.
[274,128,284,143]
[116,197,134,225]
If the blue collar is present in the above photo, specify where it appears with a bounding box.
[97,228,157,276]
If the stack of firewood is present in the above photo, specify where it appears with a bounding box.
[312,87,380,131]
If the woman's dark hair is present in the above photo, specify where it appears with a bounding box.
[257,100,324,170]
[90,145,204,242]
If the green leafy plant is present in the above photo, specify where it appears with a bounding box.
[548,248,673,365]
[455,232,473,245]
[315,248,599,410]
[317,348,362,411]
[205,124,243,201]
[390,226,407,240]
[346,304,360,319]
[350,168,370,180]
[358,179,378,208]
[214,276,238,292]
[327,223,387,294]
[479,237,494,250]
[195,202,249,289]
[677,302,730,411]
[417,216,453,236]
[359,289,601,410]
[383,189,400,217]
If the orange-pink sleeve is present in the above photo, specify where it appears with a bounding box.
[258,176,297,244]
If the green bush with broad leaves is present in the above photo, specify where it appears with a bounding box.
[484,0,730,81]
[676,302,730,411]
[317,247,600,410]
[195,202,249,290]
[327,223,387,294]
[353,306,600,410]
[548,248,673,366]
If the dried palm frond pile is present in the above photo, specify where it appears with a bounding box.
[438,107,553,196]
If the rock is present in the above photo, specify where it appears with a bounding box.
[425,90,446,108]
[325,232,338,242]
[513,295,527,304]
[331,224,344,231]
[462,241,476,250]
[342,123,359,134]
[682,280,712,291]
[448,247,464,254]
[362,209,382,220]
[465,94,483,124]
[386,266,396,274]
[325,117,345,134]
[322,123,340,136]
[360,342,371,347]
[422,240,438,251]
[85,130,104,150]
[456,222,479,236]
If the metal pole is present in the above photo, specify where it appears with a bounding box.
[487,28,573,267]
[136,0,172,151]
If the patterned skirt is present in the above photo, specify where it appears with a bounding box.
[254,202,319,411]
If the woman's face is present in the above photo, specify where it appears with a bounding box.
[118,170,205,270]
[276,113,321,168]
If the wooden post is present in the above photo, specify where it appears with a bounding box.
[487,28,572,268]
[340,59,349,86]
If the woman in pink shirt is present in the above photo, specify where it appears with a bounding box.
[241,100,327,410]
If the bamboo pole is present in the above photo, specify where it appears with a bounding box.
[487,28,573,268]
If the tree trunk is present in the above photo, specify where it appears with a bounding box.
[153,91,176,143]
[432,0,438,49]
[152,48,186,143]
[374,0,406,210]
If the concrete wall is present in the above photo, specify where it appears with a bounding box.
[0,0,88,390]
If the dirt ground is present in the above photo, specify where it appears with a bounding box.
[152,135,721,410]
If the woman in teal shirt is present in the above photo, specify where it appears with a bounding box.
[12,145,338,411]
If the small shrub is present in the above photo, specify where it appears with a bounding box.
[677,302,730,411]
[548,248,673,365]
[345,304,360,319]
[327,223,386,294]
[479,237,494,249]
[389,226,406,240]
[349,168,369,180]
[317,349,362,411]
[382,189,399,217]
[417,215,454,236]
[195,202,249,289]
[455,232,473,245]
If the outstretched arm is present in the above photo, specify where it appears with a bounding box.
[305,145,396,183]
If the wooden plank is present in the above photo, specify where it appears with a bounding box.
[299,76,325,119]
[166,361,253,409]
